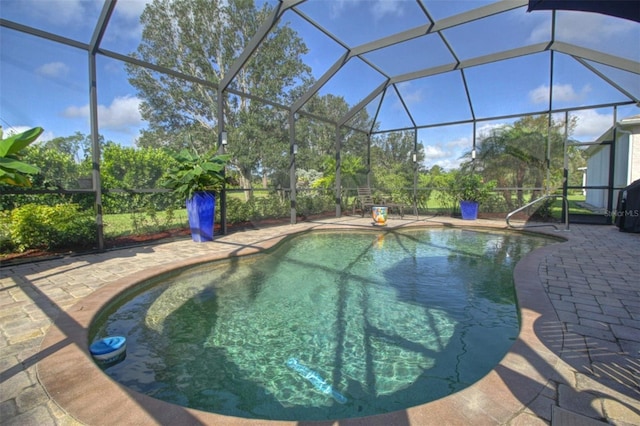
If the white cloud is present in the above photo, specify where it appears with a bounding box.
[475,122,508,139]
[555,12,635,44]
[423,145,448,159]
[115,0,149,20]
[371,0,405,21]
[529,11,636,45]
[421,141,468,171]
[63,96,143,132]
[395,81,423,108]
[528,21,551,44]
[26,0,98,25]
[571,109,614,140]
[36,62,70,78]
[331,0,405,21]
[528,84,591,104]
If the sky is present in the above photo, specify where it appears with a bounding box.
[1,0,639,171]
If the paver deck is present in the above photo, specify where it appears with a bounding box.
[1,216,638,425]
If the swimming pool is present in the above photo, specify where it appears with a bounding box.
[90,228,552,421]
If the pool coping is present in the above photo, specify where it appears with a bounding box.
[36,219,569,425]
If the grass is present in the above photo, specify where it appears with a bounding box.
[103,209,189,238]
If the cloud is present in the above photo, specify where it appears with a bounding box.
[107,0,149,42]
[36,62,70,78]
[528,11,636,45]
[423,145,448,159]
[331,0,405,21]
[395,81,423,108]
[421,141,468,171]
[528,84,591,104]
[25,0,97,25]
[115,0,149,20]
[571,109,613,140]
[555,12,636,44]
[371,0,405,21]
[63,96,143,132]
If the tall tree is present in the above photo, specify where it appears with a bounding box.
[128,0,312,194]
[467,115,575,209]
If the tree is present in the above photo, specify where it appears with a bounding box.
[100,143,177,213]
[468,115,574,210]
[127,0,312,196]
[370,131,424,204]
[42,132,93,163]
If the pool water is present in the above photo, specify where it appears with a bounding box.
[91,228,552,421]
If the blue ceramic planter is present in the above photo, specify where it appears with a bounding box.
[186,192,216,242]
[460,200,479,220]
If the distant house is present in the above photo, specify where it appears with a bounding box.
[584,115,640,210]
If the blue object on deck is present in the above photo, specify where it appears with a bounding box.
[286,357,347,404]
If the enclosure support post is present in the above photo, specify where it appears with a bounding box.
[87,0,115,251]
[289,111,297,225]
[607,107,618,223]
[335,125,342,217]
[562,111,569,224]
[413,128,418,217]
[217,90,227,235]
[88,53,104,251]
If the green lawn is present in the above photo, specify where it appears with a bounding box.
[103,209,189,238]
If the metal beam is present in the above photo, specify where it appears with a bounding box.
[349,0,527,57]
[291,51,350,112]
[551,41,640,74]
[99,48,219,90]
[574,57,639,103]
[370,99,636,135]
[1,18,89,51]
[219,0,305,91]
[89,0,116,53]
[393,84,417,128]
[390,42,550,84]
[433,0,527,31]
[339,79,389,127]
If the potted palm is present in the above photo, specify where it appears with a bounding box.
[162,149,231,242]
[452,173,496,220]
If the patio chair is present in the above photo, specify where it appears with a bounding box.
[353,187,405,218]
[353,187,376,217]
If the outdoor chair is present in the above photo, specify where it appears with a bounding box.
[353,187,404,218]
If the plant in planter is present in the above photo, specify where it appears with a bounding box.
[0,126,43,187]
[451,173,496,220]
[161,149,231,242]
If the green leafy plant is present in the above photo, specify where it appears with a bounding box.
[9,203,96,251]
[161,150,232,200]
[0,126,43,187]
[451,173,496,203]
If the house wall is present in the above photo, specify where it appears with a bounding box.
[584,122,640,210]
[585,146,610,208]
[629,127,640,184]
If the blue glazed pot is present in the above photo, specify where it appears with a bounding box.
[460,200,479,220]
[186,192,216,242]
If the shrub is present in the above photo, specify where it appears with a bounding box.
[297,193,333,217]
[9,204,97,251]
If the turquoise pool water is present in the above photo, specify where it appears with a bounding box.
[91,228,552,421]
